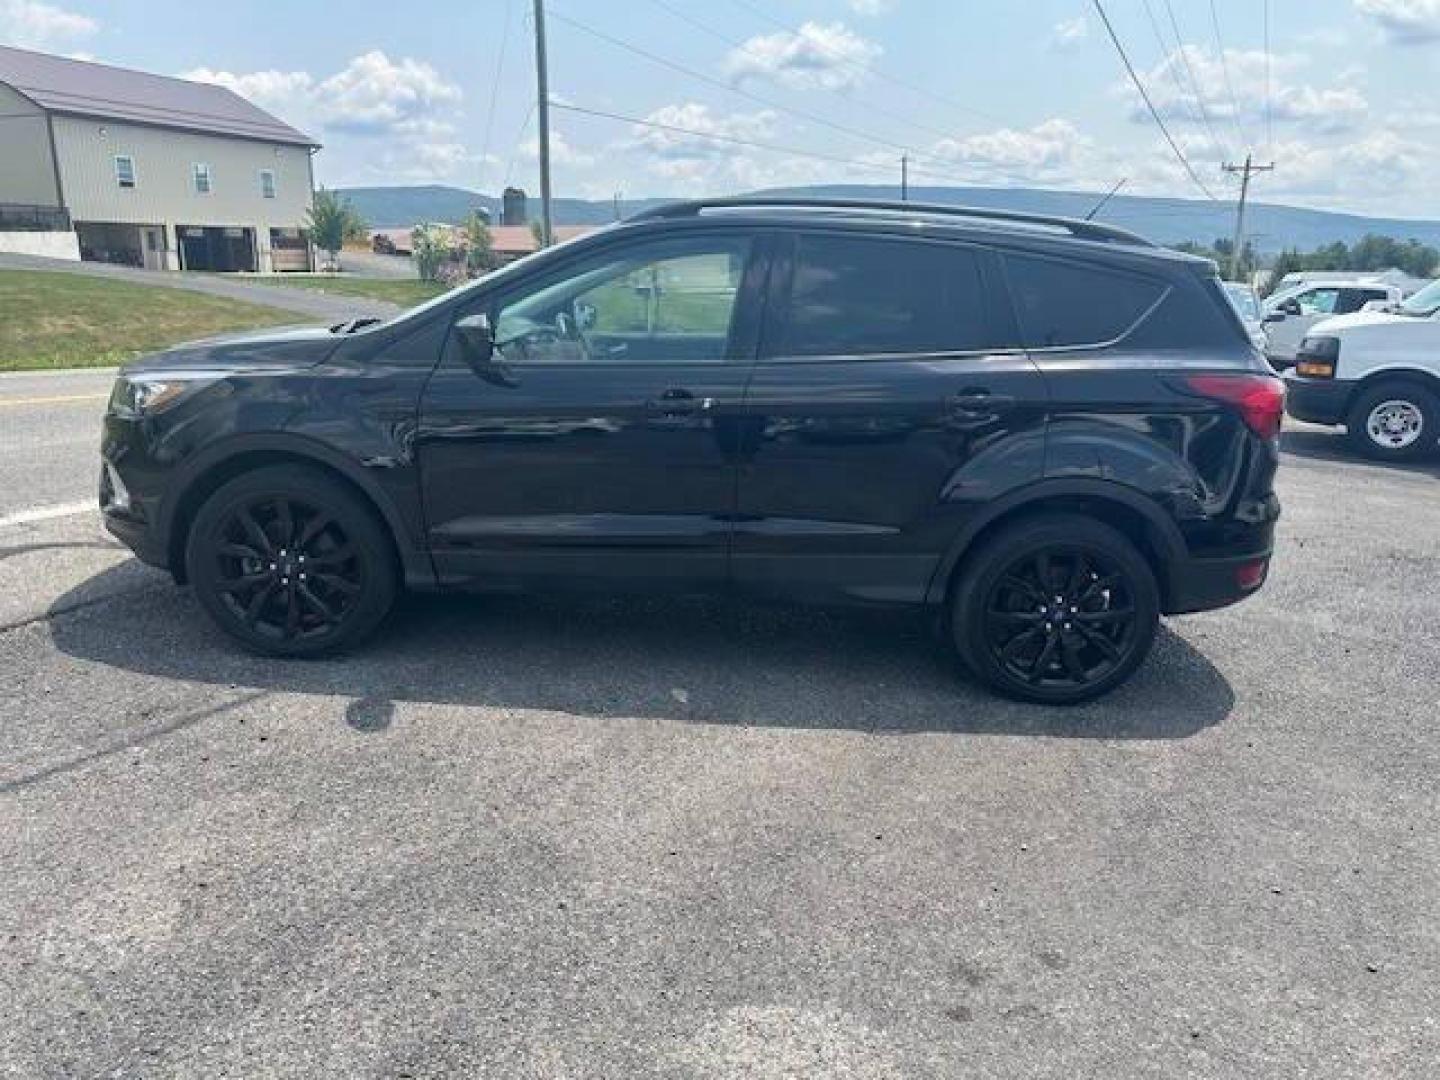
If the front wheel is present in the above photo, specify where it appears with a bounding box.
[951,515,1160,705]
[184,465,398,656]
[1346,382,1438,461]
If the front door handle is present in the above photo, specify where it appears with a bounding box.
[646,388,713,417]
[947,389,1017,415]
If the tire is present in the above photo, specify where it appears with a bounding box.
[951,514,1160,705]
[184,464,398,657]
[1345,382,1439,462]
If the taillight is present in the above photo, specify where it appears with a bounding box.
[1182,373,1286,440]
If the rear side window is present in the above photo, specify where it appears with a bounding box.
[770,234,991,358]
[1002,253,1166,349]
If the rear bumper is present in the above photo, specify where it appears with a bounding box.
[1164,549,1273,615]
[1284,374,1354,426]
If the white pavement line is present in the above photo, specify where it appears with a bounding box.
[0,500,96,528]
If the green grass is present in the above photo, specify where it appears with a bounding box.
[253,275,449,306]
[585,281,735,334]
[0,269,301,371]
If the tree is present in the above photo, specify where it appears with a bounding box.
[410,223,453,283]
[463,211,500,276]
[306,187,365,267]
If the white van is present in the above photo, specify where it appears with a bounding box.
[1283,279,1440,460]
[1262,281,1404,369]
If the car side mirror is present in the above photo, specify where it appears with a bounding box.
[1262,310,1285,324]
[1280,300,1301,316]
[454,312,518,387]
[455,312,495,362]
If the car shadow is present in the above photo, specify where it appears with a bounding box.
[48,566,1235,740]
[1282,428,1440,478]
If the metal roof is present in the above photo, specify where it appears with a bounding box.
[0,44,317,147]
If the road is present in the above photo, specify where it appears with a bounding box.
[2,373,1437,1078]
[0,253,403,322]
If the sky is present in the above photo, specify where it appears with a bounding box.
[3,0,1440,217]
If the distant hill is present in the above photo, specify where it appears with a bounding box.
[335,183,1440,254]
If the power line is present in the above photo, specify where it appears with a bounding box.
[1163,0,1232,162]
[722,0,1007,125]
[549,100,914,174]
[478,0,515,192]
[642,0,981,149]
[1091,0,1219,201]
[1208,0,1250,153]
[546,6,1003,183]
[1263,0,1273,156]
[1140,0,1203,129]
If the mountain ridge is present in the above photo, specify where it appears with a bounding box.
[334,183,1440,254]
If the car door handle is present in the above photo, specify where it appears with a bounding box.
[947,390,1016,415]
[646,388,712,417]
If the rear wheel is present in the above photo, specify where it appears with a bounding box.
[951,514,1160,705]
[1346,382,1438,461]
[185,465,397,656]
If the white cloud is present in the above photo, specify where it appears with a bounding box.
[1354,0,1440,43]
[625,102,776,160]
[1050,17,1088,49]
[723,22,880,92]
[926,119,1092,180]
[521,130,594,168]
[0,0,96,50]
[181,67,315,111]
[186,51,472,184]
[1123,47,1369,135]
[313,50,462,135]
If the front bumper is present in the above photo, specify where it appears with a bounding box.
[100,418,172,571]
[1284,374,1355,426]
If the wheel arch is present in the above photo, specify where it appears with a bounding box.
[925,479,1187,609]
[160,434,429,587]
[1350,366,1440,400]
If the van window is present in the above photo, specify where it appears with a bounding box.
[769,234,991,358]
[1003,253,1166,349]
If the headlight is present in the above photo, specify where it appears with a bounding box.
[1295,336,1339,379]
[108,376,212,416]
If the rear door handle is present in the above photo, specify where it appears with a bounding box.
[947,389,1016,415]
[646,388,712,417]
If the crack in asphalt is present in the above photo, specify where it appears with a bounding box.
[0,690,270,795]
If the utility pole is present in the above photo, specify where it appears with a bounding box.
[900,155,908,202]
[532,0,554,247]
[1222,154,1274,282]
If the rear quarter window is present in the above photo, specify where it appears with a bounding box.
[1002,252,1167,350]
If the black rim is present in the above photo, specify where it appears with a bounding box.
[209,496,363,641]
[983,545,1138,691]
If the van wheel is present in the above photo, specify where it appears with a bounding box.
[184,465,397,656]
[1346,383,1439,461]
[951,515,1159,705]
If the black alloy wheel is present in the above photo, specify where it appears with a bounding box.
[186,465,397,656]
[952,515,1159,704]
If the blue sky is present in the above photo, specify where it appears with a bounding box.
[4,0,1440,216]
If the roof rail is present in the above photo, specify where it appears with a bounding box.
[628,196,1154,247]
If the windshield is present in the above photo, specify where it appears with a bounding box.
[1399,279,1440,317]
[1223,283,1260,321]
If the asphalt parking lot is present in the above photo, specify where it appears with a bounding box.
[1,370,1437,1078]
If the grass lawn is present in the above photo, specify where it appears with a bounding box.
[0,269,300,372]
[254,275,450,306]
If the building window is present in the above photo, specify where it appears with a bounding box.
[259,169,276,199]
[192,163,212,194]
[114,155,136,189]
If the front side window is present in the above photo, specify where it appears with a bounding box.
[769,234,991,358]
[490,236,751,365]
[259,169,276,199]
[192,163,212,194]
[114,155,135,189]
[1400,279,1440,317]
[1295,288,1339,316]
[1003,253,1167,350]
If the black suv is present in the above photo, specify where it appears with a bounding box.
[101,198,1282,703]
